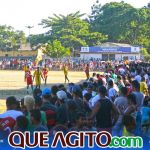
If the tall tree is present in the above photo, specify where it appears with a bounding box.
[44,40,70,58]
[0,25,26,51]
[40,11,107,50]
[90,1,150,53]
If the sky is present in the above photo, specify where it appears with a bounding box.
[0,0,149,35]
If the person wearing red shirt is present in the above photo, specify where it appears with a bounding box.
[42,65,49,85]
[25,66,33,93]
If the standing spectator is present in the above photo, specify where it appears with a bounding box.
[113,87,128,136]
[90,86,119,133]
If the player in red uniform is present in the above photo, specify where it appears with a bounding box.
[42,65,49,85]
[25,66,33,93]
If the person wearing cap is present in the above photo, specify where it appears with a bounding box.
[40,88,56,111]
[40,88,57,130]
[72,85,85,113]
[90,86,119,133]
[56,90,69,125]
[33,67,44,89]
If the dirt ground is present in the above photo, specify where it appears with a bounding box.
[0,70,88,113]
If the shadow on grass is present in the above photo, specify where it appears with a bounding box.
[0,79,85,100]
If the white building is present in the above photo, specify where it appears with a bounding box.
[80,42,141,61]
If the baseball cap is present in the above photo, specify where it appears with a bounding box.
[42,88,51,96]
[56,90,67,100]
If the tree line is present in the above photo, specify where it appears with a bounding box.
[0,1,150,58]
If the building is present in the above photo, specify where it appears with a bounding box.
[80,42,141,61]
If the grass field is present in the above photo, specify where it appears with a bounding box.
[0,70,88,113]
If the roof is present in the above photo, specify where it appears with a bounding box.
[100,42,133,47]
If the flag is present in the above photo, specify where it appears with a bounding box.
[36,47,44,65]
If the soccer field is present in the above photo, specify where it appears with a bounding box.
[0,70,88,113]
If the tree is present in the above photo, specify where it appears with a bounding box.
[40,11,107,50]
[29,33,51,48]
[89,1,150,54]
[44,40,70,58]
[0,25,26,51]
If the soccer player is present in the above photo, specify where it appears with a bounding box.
[25,66,33,93]
[42,64,49,85]
[63,64,69,83]
[33,67,44,89]
[85,64,90,80]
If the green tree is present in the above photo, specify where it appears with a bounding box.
[90,1,150,53]
[44,40,70,58]
[29,33,51,48]
[40,11,107,50]
[0,25,26,51]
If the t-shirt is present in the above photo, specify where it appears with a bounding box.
[96,98,112,128]
[140,82,148,95]
[108,88,118,101]
[141,107,150,124]
[114,96,128,113]
[133,92,144,111]
[91,95,100,107]
[0,110,23,120]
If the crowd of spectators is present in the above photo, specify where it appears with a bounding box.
[0,61,150,147]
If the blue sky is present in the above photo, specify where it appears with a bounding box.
[0,0,149,35]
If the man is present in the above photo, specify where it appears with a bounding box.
[30,109,48,132]
[63,64,70,83]
[42,64,49,85]
[0,96,23,138]
[40,88,57,130]
[113,87,128,136]
[85,64,90,80]
[56,90,68,125]
[33,67,44,89]
[132,80,144,111]
[90,86,119,133]
[25,66,33,93]
[0,96,23,120]
[132,80,144,135]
